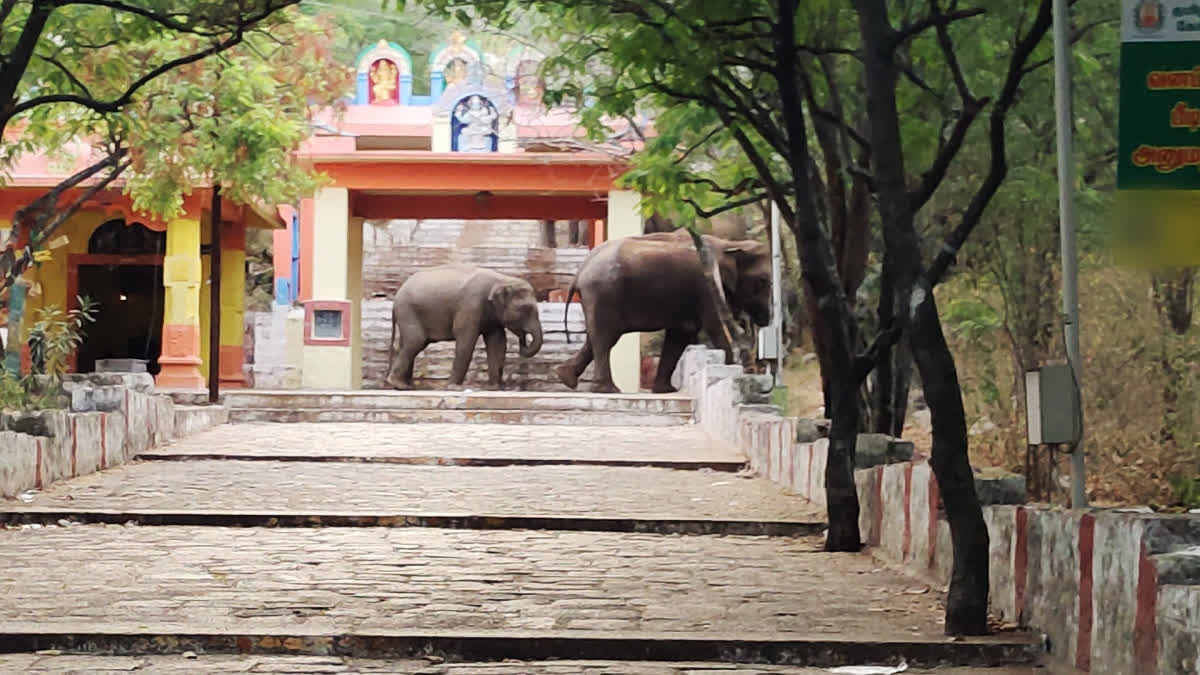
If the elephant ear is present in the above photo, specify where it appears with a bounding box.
[488,281,522,313]
[724,241,768,263]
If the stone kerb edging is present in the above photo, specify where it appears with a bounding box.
[678,345,1200,674]
[1,373,227,500]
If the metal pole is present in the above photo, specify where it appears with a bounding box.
[770,200,784,386]
[208,185,221,404]
[1052,0,1087,508]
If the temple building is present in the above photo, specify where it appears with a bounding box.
[1,31,648,393]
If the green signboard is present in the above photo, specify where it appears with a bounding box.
[1115,0,1200,265]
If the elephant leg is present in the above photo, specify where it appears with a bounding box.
[586,313,622,394]
[390,333,426,390]
[449,330,480,387]
[652,328,694,394]
[554,337,593,389]
[387,316,424,390]
[483,328,506,390]
[582,300,623,394]
[589,330,621,394]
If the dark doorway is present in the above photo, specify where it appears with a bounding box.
[75,265,164,375]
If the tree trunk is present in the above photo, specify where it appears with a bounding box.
[853,0,989,633]
[774,0,861,552]
[873,257,896,434]
[911,290,990,635]
[889,337,913,438]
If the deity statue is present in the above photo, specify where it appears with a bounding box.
[370,59,398,103]
[454,95,497,153]
[445,58,468,86]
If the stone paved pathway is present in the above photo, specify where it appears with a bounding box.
[0,398,1040,671]
[146,423,744,465]
[4,461,820,524]
[0,527,939,637]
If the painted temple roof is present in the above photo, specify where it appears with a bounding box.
[1,30,646,224]
[303,30,648,156]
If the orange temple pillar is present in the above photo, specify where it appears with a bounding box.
[156,217,205,389]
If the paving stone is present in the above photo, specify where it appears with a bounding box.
[0,526,949,640]
[0,404,1040,669]
[148,423,744,464]
[3,460,821,523]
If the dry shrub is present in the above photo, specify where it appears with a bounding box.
[938,262,1199,508]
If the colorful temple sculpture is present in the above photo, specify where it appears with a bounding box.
[1,31,649,393]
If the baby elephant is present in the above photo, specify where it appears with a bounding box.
[385,264,544,390]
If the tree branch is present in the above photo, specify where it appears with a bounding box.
[3,1,299,129]
[685,192,769,219]
[55,0,290,36]
[907,95,988,211]
[854,0,1054,385]
[36,53,94,99]
[9,30,247,120]
[892,7,986,47]
[1,149,130,300]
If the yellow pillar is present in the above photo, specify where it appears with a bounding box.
[156,218,205,389]
[347,216,364,389]
[606,190,642,393]
[218,221,247,388]
[301,187,354,389]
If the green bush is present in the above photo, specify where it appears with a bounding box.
[0,295,96,411]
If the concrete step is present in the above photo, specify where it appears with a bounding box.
[0,654,1049,674]
[0,632,1043,669]
[226,407,692,425]
[219,390,694,414]
[210,390,695,425]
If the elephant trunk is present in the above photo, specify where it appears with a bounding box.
[519,322,543,357]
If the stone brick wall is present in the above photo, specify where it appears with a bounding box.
[358,218,596,391]
[245,307,302,389]
[245,219,600,390]
[361,219,589,300]
[680,345,1200,675]
[0,374,224,498]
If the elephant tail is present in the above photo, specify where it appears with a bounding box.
[563,277,578,344]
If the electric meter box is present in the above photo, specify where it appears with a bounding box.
[1024,363,1080,445]
[757,326,780,360]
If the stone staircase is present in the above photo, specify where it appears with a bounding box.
[217,390,695,426]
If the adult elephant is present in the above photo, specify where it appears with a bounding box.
[385,264,543,390]
[555,229,772,394]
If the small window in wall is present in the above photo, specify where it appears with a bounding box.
[303,300,351,347]
[313,309,344,339]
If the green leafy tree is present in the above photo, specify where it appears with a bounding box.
[0,2,349,356]
[0,0,309,331]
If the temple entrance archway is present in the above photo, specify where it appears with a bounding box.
[67,218,167,374]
